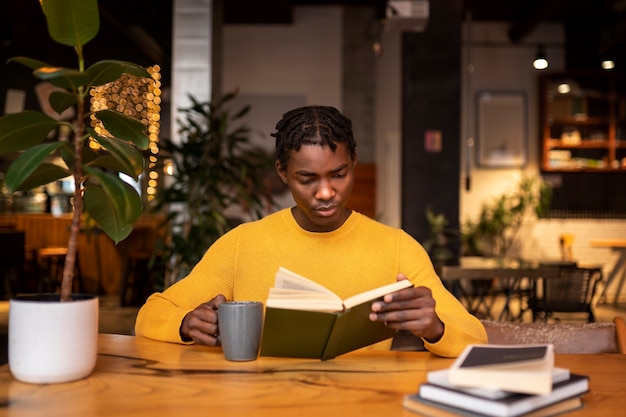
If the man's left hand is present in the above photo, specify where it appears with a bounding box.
[369,274,444,343]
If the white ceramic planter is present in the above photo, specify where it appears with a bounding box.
[8,294,99,384]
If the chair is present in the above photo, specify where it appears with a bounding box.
[119,249,154,307]
[391,317,626,354]
[528,266,603,323]
[481,318,626,354]
[615,316,626,354]
[391,330,426,351]
[118,226,160,307]
[36,247,83,293]
[0,230,26,298]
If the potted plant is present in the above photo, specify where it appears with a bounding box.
[153,92,274,286]
[461,176,552,258]
[0,0,149,383]
[422,207,455,273]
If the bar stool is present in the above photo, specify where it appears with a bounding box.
[0,229,26,298]
[36,247,83,293]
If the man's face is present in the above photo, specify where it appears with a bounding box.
[277,142,356,232]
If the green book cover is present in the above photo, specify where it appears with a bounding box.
[259,296,400,360]
[259,267,413,360]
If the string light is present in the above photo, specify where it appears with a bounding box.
[90,65,162,202]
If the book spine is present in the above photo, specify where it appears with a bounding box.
[321,310,351,360]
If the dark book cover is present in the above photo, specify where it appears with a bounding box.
[417,374,589,417]
[459,345,550,368]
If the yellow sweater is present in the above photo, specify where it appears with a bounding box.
[135,209,486,357]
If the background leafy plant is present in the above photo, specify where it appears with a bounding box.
[462,176,552,258]
[423,206,455,269]
[0,0,150,301]
[153,92,274,286]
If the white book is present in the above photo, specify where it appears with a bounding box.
[448,344,555,395]
[427,367,571,400]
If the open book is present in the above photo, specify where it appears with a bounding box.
[259,267,413,360]
[267,267,413,312]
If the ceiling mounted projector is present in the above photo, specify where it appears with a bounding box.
[385,0,429,32]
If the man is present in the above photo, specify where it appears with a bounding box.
[135,105,486,357]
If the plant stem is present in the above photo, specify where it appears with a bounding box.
[60,49,86,302]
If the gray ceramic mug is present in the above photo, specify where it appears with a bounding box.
[218,301,264,361]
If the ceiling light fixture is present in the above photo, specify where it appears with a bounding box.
[601,59,615,70]
[557,82,571,94]
[533,44,548,70]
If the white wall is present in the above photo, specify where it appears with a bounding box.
[460,23,626,299]
[375,27,402,227]
[222,9,626,299]
[460,23,564,221]
[223,7,342,106]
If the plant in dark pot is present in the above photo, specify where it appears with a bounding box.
[0,0,149,384]
[153,92,274,286]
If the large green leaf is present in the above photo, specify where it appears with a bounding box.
[33,67,90,91]
[83,167,142,243]
[87,129,145,179]
[49,90,77,114]
[95,110,149,149]
[87,60,150,87]
[41,0,99,49]
[0,112,60,154]
[5,142,68,192]
[8,57,52,71]
[9,163,70,192]
[87,155,129,175]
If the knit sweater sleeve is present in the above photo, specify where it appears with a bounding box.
[134,227,242,343]
[397,230,487,357]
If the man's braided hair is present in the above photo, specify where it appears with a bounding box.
[271,105,357,171]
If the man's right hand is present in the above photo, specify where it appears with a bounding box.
[179,294,227,345]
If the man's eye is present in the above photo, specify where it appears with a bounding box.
[333,173,346,179]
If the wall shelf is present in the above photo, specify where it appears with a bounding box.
[540,71,626,172]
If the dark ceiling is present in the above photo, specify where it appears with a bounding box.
[2,0,626,84]
[218,0,626,69]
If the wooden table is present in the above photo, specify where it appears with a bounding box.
[591,239,626,304]
[1,334,625,416]
[439,257,564,321]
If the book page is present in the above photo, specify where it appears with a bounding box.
[274,267,339,296]
[266,288,343,312]
[342,279,413,310]
[268,267,343,312]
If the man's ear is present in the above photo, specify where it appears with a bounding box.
[276,160,288,183]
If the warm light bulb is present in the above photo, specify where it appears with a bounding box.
[533,57,548,70]
[601,60,615,70]
[557,83,571,94]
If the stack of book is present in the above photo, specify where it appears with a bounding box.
[403,344,589,417]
